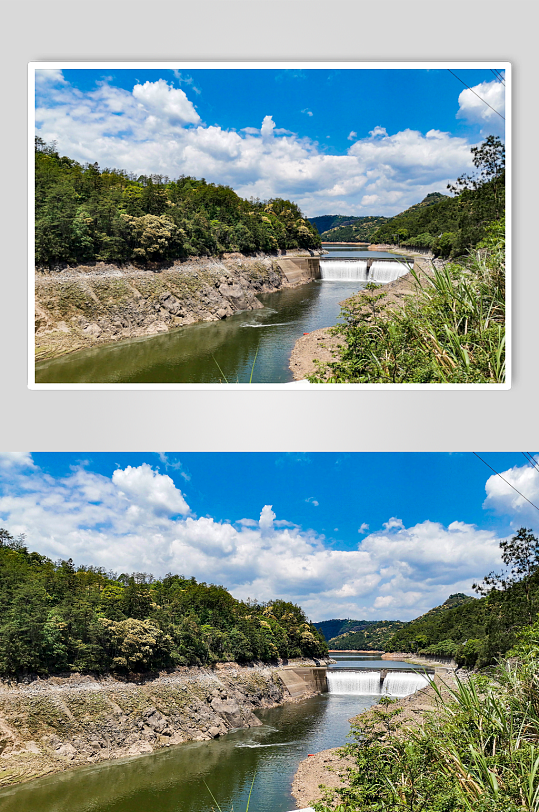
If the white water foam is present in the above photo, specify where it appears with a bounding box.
[320,260,368,281]
[326,671,381,695]
[382,671,430,697]
[368,260,409,283]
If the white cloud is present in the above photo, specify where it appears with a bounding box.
[301,108,313,117]
[358,523,369,534]
[0,460,507,622]
[484,457,539,519]
[171,70,201,95]
[156,453,191,480]
[112,464,190,516]
[0,453,36,470]
[132,79,200,125]
[347,131,357,141]
[306,496,319,507]
[456,78,505,135]
[34,75,481,216]
[35,69,66,86]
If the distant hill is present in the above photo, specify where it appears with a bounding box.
[313,618,406,651]
[315,594,476,653]
[308,214,388,243]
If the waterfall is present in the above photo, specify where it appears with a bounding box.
[381,671,430,697]
[326,671,381,695]
[368,260,409,283]
[320,260,368,281]
[320,259,410,283]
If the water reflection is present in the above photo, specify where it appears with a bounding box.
[0,693,377,812]
[35,279,367,384]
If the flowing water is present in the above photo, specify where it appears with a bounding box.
[0,654,418,812]
[35,245,408,384]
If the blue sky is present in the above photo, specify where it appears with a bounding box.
[0,452,534,622]
[34,66,506,217]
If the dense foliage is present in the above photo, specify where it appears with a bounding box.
[308,215,389,243]
[370,136,505,257]
[316,651,539,812]
[315,620,406,651]
[309,216,505,384]
[34,138,321,267]
[0,529,327,677]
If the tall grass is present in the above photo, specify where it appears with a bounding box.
[309,217,505,384]
[314,651,539,812]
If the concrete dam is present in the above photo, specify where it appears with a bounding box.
[277,666,432,698]
[276,256,412,285]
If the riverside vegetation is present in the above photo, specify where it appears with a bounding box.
[0,528,327,678]
[305,137,506,384]
[319,529,539,670]
[311,529,539,812]
[308,216,505,384]
[34,138,320,269]
[311,136,505,258]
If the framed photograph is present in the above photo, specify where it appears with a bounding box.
[29,62,510,389]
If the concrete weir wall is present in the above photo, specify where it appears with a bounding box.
[277,666,328,697]
[276,257,321,285]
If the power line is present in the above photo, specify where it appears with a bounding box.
[474,453,539,513]
[490,69,505,86]
[522,452,539,474]
[447,69,505,121]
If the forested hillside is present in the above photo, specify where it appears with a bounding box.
[384,529,539,667]
[34,138,321,268]
[370,136,505,256]
[0,528,327,677]
[308,215,388,243]
[314,619,406,650]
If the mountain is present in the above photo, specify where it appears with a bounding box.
[308,214,388,243]
[315,594,475,653]
[313,618,406,651]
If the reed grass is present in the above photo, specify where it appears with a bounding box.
[315,648,539,812]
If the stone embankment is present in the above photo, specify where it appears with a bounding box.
[289,249,443,381]
[35,251,319,362]
[292,669,458,809]
[0,659,325,788]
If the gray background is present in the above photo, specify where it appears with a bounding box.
[3,0,536,452]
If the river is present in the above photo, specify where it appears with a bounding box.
[34,245,405,384]
[0,654,415,812]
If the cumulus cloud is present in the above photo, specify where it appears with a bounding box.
[0,458,507,621]
[484,457,539,519]
[306,496,319,507]
[457,78,505,135]
[132,79,200,125]
[34,74,480,216]
[358,523,369,534]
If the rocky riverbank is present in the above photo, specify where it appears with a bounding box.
[0,659,323,788]
[291,669,458,809]
[289,250,441,381]
[35,251,318,362]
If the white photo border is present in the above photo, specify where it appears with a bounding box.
[28,61,512,391]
